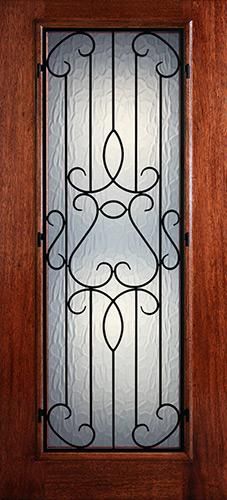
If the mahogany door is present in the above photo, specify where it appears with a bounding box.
[0,0,226,499]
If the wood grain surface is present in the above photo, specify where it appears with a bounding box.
[0,0,226,498]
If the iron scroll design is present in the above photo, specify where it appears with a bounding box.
[43,30,184,450]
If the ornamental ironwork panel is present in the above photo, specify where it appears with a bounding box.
[41,29,185,451]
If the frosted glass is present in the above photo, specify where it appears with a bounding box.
[44,30,183,450]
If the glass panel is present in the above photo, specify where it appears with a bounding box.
[43,29,184,450]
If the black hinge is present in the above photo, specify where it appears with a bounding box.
[185,232,190,247]
[37,231,44,247]
[185,64,190,79]
[183,408,190,422]
[38,408,45,423]
[37,63,45,78]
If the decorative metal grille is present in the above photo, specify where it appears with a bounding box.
[41,29,185,451]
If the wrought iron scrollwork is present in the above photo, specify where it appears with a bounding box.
[47,403,95,449]
[46,31,95,78]
[132,403,180,449]
[161,210,181,270]
[46,210,66,270]
[44,29,183,450]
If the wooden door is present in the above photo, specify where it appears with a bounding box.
[0,1,226,498]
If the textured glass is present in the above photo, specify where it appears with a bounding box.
[45,30,183,450]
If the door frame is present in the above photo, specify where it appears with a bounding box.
[0,1,226,498]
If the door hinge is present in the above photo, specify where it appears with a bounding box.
[38,408,45,423]
[184,232,190,247]
[37,63,45,78]
[185,64,190,79]
[37,231,44,247]
[183,408,190,422]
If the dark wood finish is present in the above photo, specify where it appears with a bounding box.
[190,1,227,497]
[0,0,226,498]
